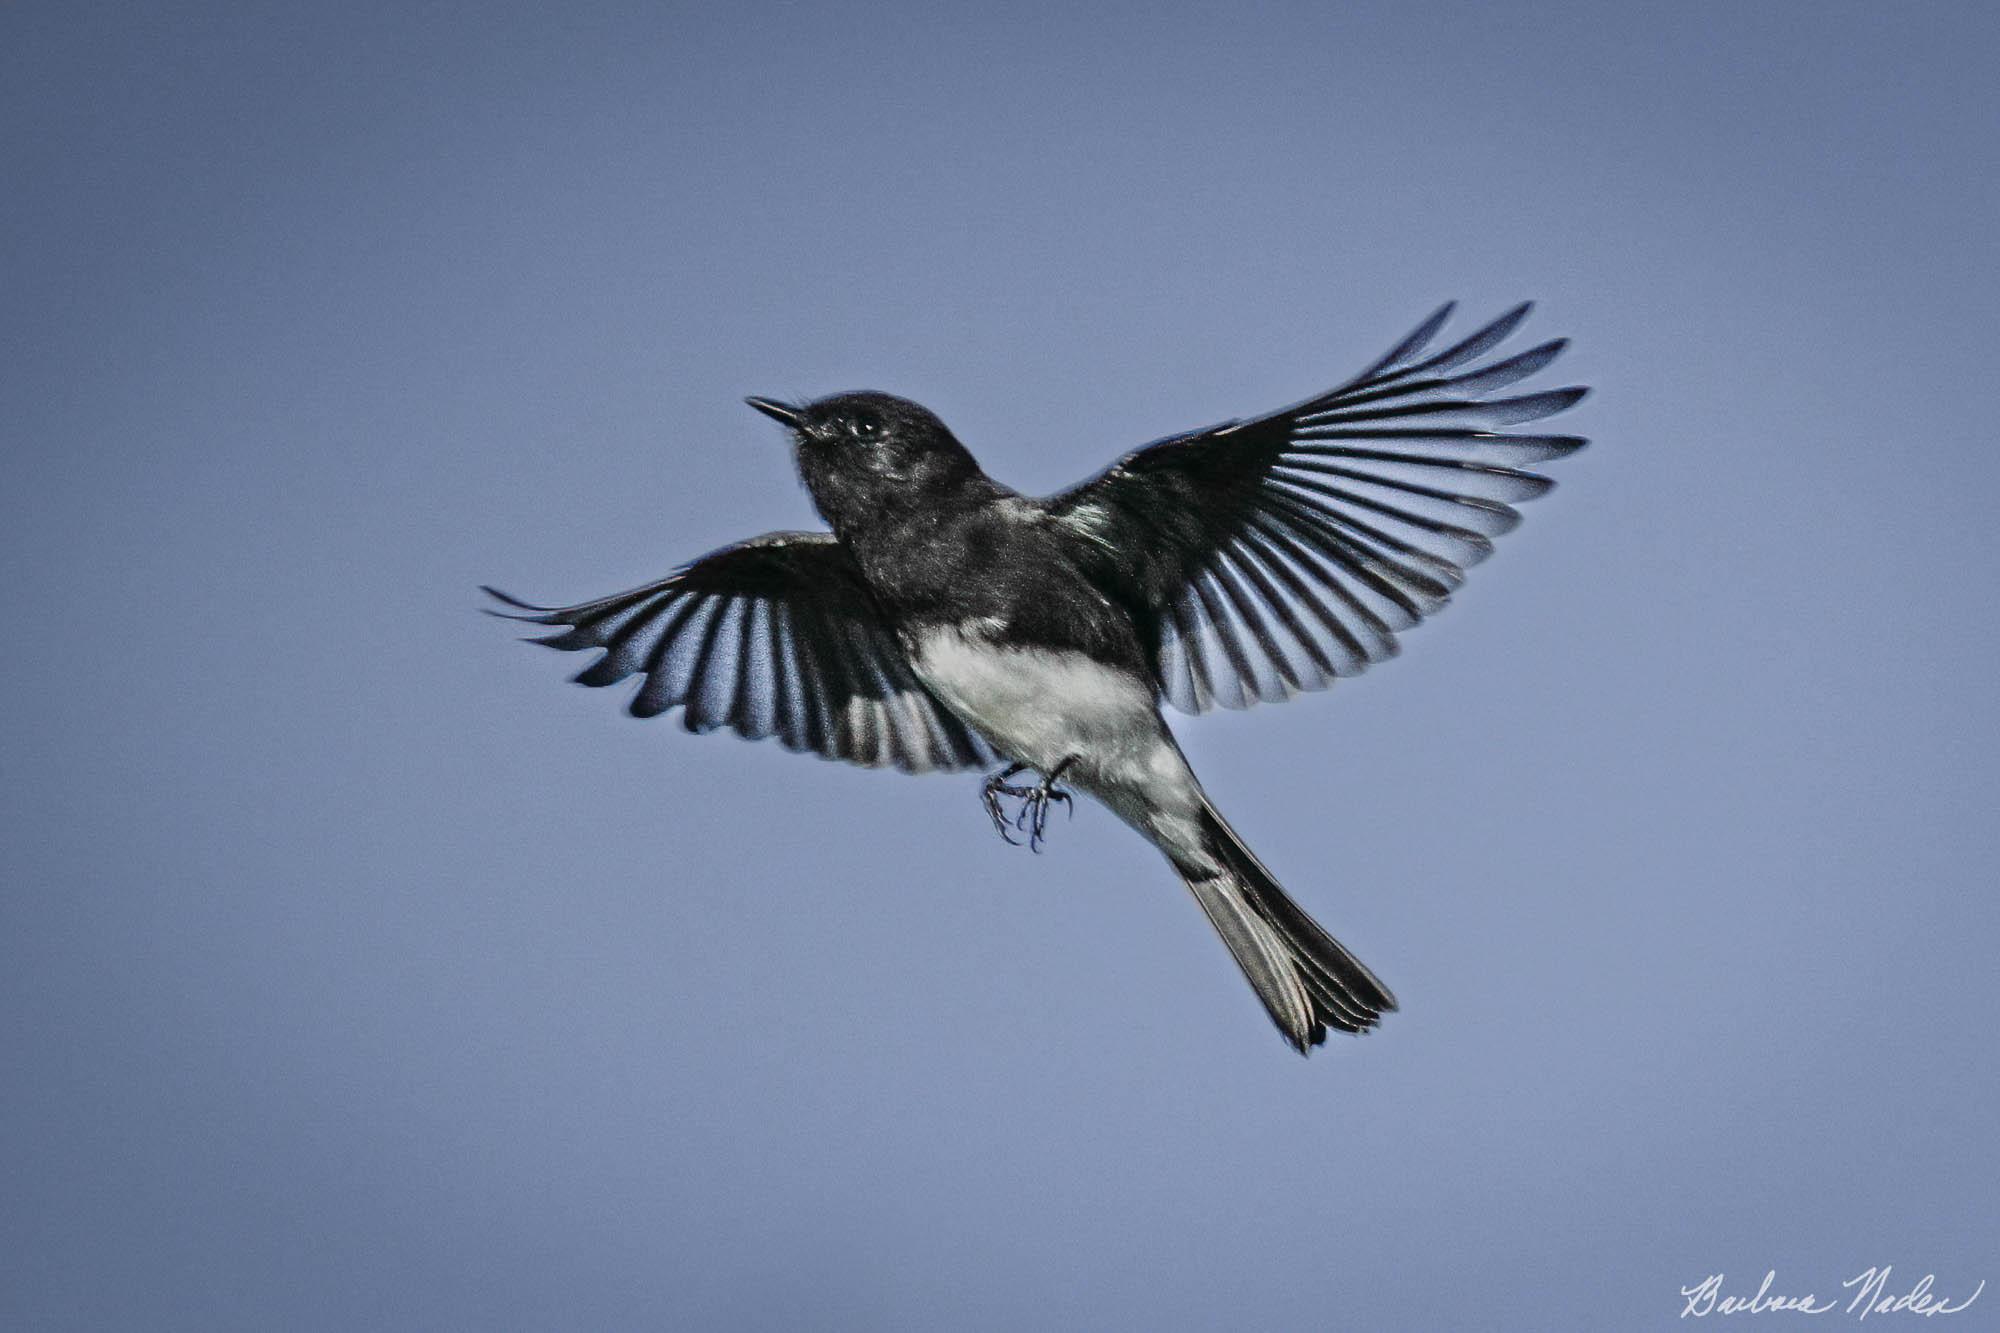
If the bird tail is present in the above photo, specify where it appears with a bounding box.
[1177,801,1398,1054]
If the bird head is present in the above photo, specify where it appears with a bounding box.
[745,391,985,534]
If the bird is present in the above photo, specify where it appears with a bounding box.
[484,302,1588,1054]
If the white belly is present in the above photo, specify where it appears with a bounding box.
[906,625,1205,844]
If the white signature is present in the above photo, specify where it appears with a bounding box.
[1681,1268,1984,1319]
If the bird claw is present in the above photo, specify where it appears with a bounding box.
[982,771,1026,846]
[980,758,1077,852]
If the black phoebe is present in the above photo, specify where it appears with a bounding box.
[486,303,1588,1053]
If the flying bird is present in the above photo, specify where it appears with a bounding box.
[485,303,1588,1054]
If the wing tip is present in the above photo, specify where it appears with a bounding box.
[570,653,624,686]
[481,583,546,610]
[481,584,565,624]
[1411,299,1458,344]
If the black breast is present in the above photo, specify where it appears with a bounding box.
[852,500,1152,674]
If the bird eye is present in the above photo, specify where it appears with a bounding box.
[847,413,880,440]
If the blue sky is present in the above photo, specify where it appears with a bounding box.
[4,2,1996,1328]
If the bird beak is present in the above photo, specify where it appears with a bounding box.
[744,396,806,428]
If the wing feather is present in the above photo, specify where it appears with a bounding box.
[485,532,993,773]
[1045,305,1587,712]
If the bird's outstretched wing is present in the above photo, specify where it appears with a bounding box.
[484,531,994,773]
[1044,303,1589,713]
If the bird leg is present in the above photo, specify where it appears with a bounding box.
[980,757,1076,852]
[981,763,1031,844]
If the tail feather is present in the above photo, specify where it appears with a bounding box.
[1185,876,1318,1048]
[1181,802,1398,1054]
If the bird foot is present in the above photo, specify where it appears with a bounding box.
[980,759,1077,852]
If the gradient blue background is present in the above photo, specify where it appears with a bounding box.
[5,3,1996,1328]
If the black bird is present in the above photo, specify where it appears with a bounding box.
[485,303,1588,1054]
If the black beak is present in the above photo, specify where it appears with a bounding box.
[744,396,806,428]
